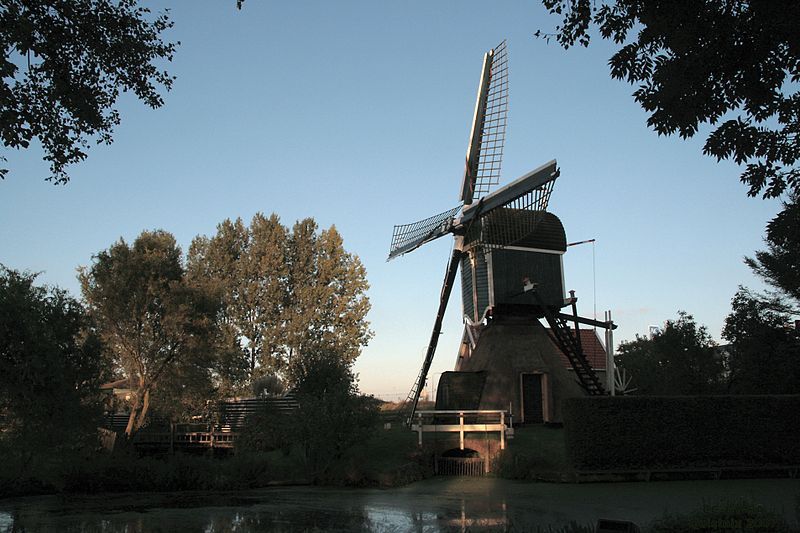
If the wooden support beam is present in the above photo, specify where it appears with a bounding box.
[555,312,616,330]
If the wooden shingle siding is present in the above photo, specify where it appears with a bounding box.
[475,252,490,320]
[491,250,564,307]
[460,255,474,322]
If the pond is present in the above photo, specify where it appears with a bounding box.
[1,477,798,532]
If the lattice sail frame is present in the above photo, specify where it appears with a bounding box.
[388,205,462,259]
[472,40,508,199]
[468,178,556,251]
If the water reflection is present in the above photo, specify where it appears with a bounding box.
[1,478,798,532]
[1,487,513,532]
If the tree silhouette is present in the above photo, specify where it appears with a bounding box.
[539,0,799,199]
[1,0,177,183]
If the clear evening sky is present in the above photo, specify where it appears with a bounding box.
[0,1,779,399]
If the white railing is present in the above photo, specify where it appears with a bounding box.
[412,410,511,450]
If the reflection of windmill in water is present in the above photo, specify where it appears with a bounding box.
[388,41,616,425]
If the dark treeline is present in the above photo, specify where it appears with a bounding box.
[0,213,398,496]
[615,199,800,395]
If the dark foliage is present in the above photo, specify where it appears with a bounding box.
[235,402,291,453]
[540,0,800,200]
[0,0,177,182]
[287,346,380,482]
[0,265,105,447]
[615,312,725,395]
[58,452,285,494]
[562,395,800,469]
[0,266,106,494]
[650,499,792,533]
[723,288,800,394]
[745,194,800,311]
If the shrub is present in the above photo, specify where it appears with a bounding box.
[563,395,800,469]
[649,499,793,533]
[235,403,291,453]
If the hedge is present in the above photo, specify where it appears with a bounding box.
[562,395,800,470]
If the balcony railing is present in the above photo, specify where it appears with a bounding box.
[411,410,512,450]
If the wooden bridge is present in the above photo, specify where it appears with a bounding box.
[411,410,513,476]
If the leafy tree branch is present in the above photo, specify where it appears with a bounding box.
[1,0,178,183]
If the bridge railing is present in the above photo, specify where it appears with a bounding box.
[132,426,239,449]
[411,410,512,450]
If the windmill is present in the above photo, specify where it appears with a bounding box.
[388,41,614,424]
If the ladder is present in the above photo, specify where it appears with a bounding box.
[538,302,605,395]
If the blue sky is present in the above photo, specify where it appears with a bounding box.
[0,1,780,399]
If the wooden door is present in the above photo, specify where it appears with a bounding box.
[521,373,544,423]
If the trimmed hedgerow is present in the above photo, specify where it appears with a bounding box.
[562,395,800,470]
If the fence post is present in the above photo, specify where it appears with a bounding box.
[500,411,505,450]
[459,411,464,450]
[417,411,423,446]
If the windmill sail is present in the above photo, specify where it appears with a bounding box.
[388,205,461,260]
[461,159,559,250]
[404,247,464,424]
[460,40,509,205]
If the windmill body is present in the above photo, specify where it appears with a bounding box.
[388,42,614,425]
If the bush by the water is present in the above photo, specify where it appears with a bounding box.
[649,498,793,532]
[563,395,800,469]
[494,425,572,480]
[0,447,295,497]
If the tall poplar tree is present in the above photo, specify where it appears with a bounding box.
[188,214,289,381]
[285,219,372,373]
[189,214,372,388]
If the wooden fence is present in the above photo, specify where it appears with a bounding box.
[435,456,486,476]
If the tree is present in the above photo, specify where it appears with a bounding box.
[1,0,177,183]
[0,266,105,451]
[188,214,289,381]
[540,0,799,202]
[745,193,800,313]
[616,312,725,395]
[284,219,372,374]
[287,345,379,481]
[188,214,372,388]
[722,288,800,394]
[80,230,217,436]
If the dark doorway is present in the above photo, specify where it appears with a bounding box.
[521,373,544,423]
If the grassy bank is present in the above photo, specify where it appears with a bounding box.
[0,423,432,498]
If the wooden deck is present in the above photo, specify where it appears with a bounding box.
[103,395,299,452]
[133,426,238,450]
